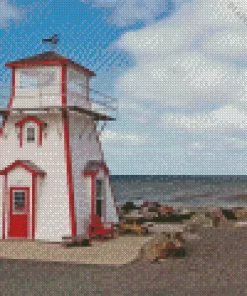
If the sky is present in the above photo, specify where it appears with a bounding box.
[1,0,247,174]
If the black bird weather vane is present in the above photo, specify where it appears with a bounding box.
[42,34,59,51]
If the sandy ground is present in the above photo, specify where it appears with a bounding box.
[0,223,186,265]
[0,235,153,265]
[1,226,247,295]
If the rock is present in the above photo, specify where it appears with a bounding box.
[140,233,168,262]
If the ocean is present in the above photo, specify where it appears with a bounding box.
[110,175,247,208]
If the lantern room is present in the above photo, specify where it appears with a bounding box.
[5,51,96,110]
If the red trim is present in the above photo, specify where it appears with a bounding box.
[93,122,118,213]
[5,59,96,77]
[0,160,46,176]
[15,116,45,147]
[5,59,67,68]
[9,187,29,238]
[83,162,109,176]
[83,164,116,222]
[92,123,117,207]
[62,65,76,237]
[91,174,96,217]
[2,175,7,239]
[32,175,36,240]
[15,116,45,128]
[83,171,97,177]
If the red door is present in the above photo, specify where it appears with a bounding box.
[9,187,29,238]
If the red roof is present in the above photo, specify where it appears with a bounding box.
[5,51,96,77]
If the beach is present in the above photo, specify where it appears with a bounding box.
[1,225,247,295]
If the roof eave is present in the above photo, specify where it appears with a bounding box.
[5,59,96,77]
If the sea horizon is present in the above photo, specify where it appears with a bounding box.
[110,175,247,208]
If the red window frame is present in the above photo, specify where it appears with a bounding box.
[10,187,29,215]
[15,116,45,147]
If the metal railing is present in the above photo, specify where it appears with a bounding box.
[0,84,118,119]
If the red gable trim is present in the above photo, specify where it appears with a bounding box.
[0,160,46,177]
[83,162,109,176]
[83,171,98,177]
[15,116,45,128]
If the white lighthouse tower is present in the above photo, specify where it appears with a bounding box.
[0,51,118,241]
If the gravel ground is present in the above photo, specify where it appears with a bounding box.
[1,227,247,295]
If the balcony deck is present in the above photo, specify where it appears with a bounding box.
[0,105,115,121]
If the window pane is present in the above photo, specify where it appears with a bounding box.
[27,127,35,142]
[20,69,39,88]
[96,199,102,217]
[96,180,103,198]
[13,191,25,213]
[19,69,56,89]
[67,69,85,93]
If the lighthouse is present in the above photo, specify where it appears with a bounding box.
[0,51,118,241]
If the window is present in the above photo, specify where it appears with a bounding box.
[13,191,26,214]
[26,127,35,142]
[67,69,86,93]
[20,71,38,88]
[96,180,103,199]
[96,180,104,217]
[19,69,56,89]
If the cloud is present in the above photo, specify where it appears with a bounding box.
[82,0,186,27]
[100,130,147,145]
[0,0,24,27]
[162,105,247,133]
[189,137,247,153]
[85,0,247,173]
[115,52,242,108]
[201,30,247,60]
[113,0,247,110]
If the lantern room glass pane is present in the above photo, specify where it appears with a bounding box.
[67,69,86,93]
[19,69,56,89]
